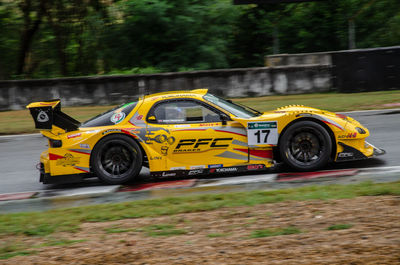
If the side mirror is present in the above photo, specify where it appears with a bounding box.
[220,114,230,125]
[147,115,156,122]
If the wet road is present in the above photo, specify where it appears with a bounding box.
[0,109,399,194]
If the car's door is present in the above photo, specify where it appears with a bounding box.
[145,98,250,172]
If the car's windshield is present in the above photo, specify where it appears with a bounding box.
[81,102,137,127]
[203,93,260,118]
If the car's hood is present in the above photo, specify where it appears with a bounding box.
[264,105,336,116]
[231,104,362,133]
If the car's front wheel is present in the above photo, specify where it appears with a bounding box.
[91,134,143,184]
[279,121,332,171]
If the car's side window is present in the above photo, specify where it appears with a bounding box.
[149,100,222,124]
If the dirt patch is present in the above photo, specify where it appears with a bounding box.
[2,196,400,264]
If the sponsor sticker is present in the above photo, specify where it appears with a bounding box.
[79,143,90,149]
[170,166,186,170]
[150,156,162,160]
[37,111,49,122]
[247,164,265,170]
[161,146,169,156]
[67,133,82,139]
[338,132,357,139]
[338,152,354,158]
[216,167,238,173]
[208,164,223,168]
[190,165,206,169]
[56,153,80,167]
[161,172,176,177]
[110,112,126,124]
[153,134,175,145]
[199,123,219,127]
[102,129,121,135]
[188,169,203,176]
[174,124,191,128]
[85,129,100,134]
[39,102,55,106]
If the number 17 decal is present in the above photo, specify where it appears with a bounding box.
[247,121,278,146]
[254,129,270,143]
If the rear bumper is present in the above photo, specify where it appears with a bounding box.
[40,168,84,184]
[39,151,89,184]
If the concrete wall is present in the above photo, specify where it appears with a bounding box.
[265,52,332,67]
[266,46,400,93]
[0,65,332,111]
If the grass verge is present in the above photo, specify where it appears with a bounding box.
[327,224,354,230]
[1,90,399,135]
[0,238,85,260]
[0,181,399,239]
[144,224,187,237]
[250,226,301,238]
[0,243,37,260]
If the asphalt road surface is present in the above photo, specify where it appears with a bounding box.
[0,109,399,194]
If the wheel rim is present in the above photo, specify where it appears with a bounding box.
[98,140,138,179]
[287,127,326,167]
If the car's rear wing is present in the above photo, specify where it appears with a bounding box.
[26,100,80,132]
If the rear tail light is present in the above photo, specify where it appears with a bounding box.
[49,139,62,148]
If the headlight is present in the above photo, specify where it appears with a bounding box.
[356,127,366,134]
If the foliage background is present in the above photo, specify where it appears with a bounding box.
[0,0,399,80]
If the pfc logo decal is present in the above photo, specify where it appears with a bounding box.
[56,153,80,167]
[174,138,233,153]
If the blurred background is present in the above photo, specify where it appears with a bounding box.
[1,0,399,80]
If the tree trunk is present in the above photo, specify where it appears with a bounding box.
[16,0,46,76]
[46,10,68,76]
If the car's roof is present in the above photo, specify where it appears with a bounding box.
[143,89,208,102]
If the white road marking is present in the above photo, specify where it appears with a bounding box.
[339,108,400,114]
[197,174,277,187]
[0,133,40,139]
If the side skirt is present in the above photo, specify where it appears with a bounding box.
[150,164,267,178]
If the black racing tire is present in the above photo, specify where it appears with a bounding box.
[279,121,332,171]
[91,134,143,184]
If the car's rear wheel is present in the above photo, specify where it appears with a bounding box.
[279,121,332,171]
[91,134,142,184]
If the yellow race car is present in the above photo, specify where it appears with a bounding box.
[27,89,385,184]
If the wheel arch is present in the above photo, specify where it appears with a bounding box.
[274,116,337,162]
[90,133,148,172]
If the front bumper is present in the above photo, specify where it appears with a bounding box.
[366,141,386,156]
[336,141,385,162]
